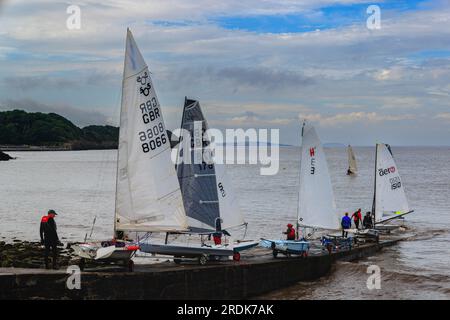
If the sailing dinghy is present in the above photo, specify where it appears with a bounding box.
[261,122,344,257]
[73,29,189,270]
[139,98,258,263]
[371,143,414,228]
[347,145,357,175]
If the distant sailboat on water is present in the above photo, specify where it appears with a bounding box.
[347,145,357,175]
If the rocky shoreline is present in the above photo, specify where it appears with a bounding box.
[0,240,79,269]
[0,150,13,161]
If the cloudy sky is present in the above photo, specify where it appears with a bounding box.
[0,0,449,145]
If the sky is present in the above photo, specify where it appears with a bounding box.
[0,0,449,146]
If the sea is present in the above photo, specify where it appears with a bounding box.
[1,146,449,299]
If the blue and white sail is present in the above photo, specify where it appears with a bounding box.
[297,123,341,230]
[176,98,244,233]
[114,29,188,232]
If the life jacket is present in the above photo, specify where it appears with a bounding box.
[287,227,296,240]
[213,233,222,245]
[353,211,361,221]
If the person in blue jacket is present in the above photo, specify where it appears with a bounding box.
[341,212,352,238]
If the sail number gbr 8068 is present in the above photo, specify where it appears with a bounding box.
[138,98,167,153]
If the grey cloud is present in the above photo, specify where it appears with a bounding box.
[3,72,121,91]
[176,66,314,92]
[218,67,314,90]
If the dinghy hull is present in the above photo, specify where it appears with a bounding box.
[72,241,139,271]
[139,241,259,264]
[260,239,310,257]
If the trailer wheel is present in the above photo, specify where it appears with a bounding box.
[198,254,208,266]
[233,252,241,261]
[272,250,278,258]
[127,259,134,272]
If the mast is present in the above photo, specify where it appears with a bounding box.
[296,120,306,240]
[371,143,378,228]
[113,28,130,238]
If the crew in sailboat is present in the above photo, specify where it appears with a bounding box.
[283,224,296,240]
[347,145,357,175]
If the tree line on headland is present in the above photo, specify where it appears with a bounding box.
[0,110,118,150]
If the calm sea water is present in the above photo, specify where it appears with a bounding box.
[1,147,449,299]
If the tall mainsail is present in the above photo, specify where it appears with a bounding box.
[177,98,244,232]
[373,143,411,223]
[347,145,357,174]
[298,123,340,230]
[114,29,188,232]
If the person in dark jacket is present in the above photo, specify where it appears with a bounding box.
[341,213,352,238]
[40,209,60,269]
[363,212,373,229]
[283,223,296,240]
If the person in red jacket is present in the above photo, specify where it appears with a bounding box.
[284,223,296,240]
[351,208,362,229]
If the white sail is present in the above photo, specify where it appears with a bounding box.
[298,124,340,230]
[215,163,245,230]
[374,143,410,223]
[115,29,188,232]
[347,145,357,174]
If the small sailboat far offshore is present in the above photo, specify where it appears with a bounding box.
[346,145,357,175]
[261,122,345,257]
[139,98,259,263]
[371,143,414,230]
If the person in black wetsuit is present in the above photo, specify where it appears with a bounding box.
[39,209,60,269]
[363,212,373,229]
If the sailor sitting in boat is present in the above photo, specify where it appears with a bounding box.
[283,224,296,240]
[211,218,230,245]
